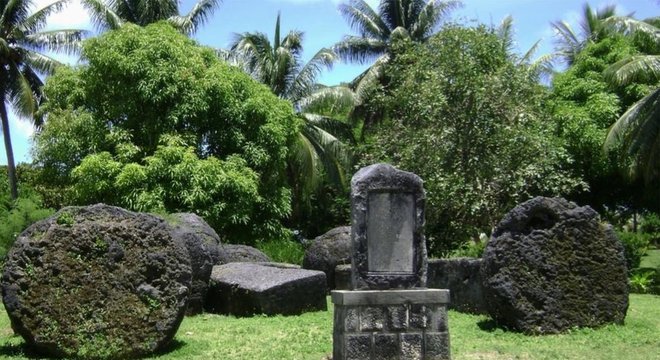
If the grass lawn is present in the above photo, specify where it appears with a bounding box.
[640,248,660,269]
[0,295,658,359]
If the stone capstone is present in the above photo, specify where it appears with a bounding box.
[480,197,629,334]
[302,226,351,291]
[216,244,271,264]
[205,262,326,316]
[1,204,192,358]
[168,213,221,315]
[428,258,486,314]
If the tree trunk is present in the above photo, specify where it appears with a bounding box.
[0,102,18,200]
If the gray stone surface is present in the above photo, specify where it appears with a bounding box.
[481,196,629,334]
[350,163,427,290]
[216,244,271,264]
[332,289,450,306]
[169,213,221,315]
[332,289,450,360]
[302,226,351,291]
[1,204,191,358]
[205,262,327,316]
[428,258,486,314]
[335,264,352,290]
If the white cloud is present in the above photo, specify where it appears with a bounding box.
[32,0,92,30]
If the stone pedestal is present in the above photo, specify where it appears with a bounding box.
[332,289,450,360]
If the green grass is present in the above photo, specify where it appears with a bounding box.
[640,248,660,269]
[0,295,658,359]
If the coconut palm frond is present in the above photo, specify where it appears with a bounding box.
[604,88,660,183]
[168,0,219,35]
[290,47,337,104]
[604,55,660,87]
[80,0,123,31]
[23,29,88,55]
[302,113,356,144]
[22,49,63,75]
[18,0,69,33]
[6,62,37,119]
[334,35,388,64]
[298,85,358,116]
[497,15,516,55]
[412,0,461,40]
[338,0,389,40]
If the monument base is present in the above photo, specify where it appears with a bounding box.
[332,289,451,360]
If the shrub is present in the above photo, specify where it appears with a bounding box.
[640,212,660,245]
[0,196,54,258]
[629,270,655,294]
[617,231,651,271]
[257,238,306,265]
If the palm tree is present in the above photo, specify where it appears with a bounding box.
[551,4,617,65]
[497,15,555,80]
[1,0,87,199]
[334,0,460,96]
[229,13,355,220]
[603,54,660,186]
[82,0,220,35]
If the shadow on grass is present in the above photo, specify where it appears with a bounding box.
[0,338,188,359]
[477,319,500,332]
[154,339,187,356]
[0,342,58,359]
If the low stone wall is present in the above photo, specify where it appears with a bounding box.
[427,258,486,314]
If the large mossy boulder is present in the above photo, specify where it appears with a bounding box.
[480,197,629,334]
[169,213,221,315]
[302,226,351,291]
[1,204,192,358]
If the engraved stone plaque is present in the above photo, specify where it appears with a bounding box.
[349,163,427,290]
[367,192,414,273]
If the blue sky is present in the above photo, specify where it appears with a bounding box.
[2,0,659,165]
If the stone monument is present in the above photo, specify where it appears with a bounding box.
[332,164,451,360]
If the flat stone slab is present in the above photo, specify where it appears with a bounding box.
[205,262,327,316]
[332,289,450,306]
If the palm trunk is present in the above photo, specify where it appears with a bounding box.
[0,102,18,200]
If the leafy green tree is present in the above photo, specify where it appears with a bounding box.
[229,13,355,230]
[360,25,583,255]
[71,135,262,237]
[0,0,87,199]
[334,0,460,96]
[550,12,659,211]
[82,0,220,35]
[33,23,299,243]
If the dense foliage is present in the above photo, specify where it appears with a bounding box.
[549,33,658,211]
[360,25,584,255]
[0,168,54,258]
[33,23,300,244]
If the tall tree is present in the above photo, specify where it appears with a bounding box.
[334,0,460,96]
[0,0,87,199]
[82,0,220,35]
[229,13,355,226]
[604,52,660,202]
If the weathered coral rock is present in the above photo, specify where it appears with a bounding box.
[480,197,629,334]
[302,226,351,291]
[1,204,191,358]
